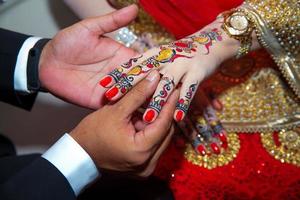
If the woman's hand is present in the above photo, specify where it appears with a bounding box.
[178,89,227,155]
[99,18,240,123]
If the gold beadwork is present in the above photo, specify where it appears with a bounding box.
[217,67,300,133]
[184,132,240,169]
[261,130,300,167]
[243,0,300,98]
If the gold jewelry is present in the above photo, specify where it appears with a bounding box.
[221,9,255,59]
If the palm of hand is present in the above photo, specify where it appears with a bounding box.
[39,23,136,109]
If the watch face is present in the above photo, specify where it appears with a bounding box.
[229,14,249,31]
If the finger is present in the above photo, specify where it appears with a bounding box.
[145,124,175,172]
[177,116,207,156]
[143,73,179,123]
[203,106,228,149]
[114,70,160,118]
[99,55,143,88]
[174,76,199,122]
[82,5,138,35]
[195,116,221,155]
[142,89,179,146]
[212,98,223,111]
[104,48,162,100]
[191,87,211,112]
[104,40,194,101]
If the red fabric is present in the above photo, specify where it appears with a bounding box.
[137,1,300,199]
[154,134,300,200]
[139,0,243,39]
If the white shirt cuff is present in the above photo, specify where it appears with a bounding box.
[14,37,42,93]
[42,133,99,196]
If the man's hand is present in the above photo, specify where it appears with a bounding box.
[39,5,138,109]
[70,71,178,177]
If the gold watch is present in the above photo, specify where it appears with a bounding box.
[221,9,254,59]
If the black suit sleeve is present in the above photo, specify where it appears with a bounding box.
[0,156,76,200]
[0,28,37,110]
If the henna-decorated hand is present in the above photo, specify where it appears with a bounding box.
[179,107,227,155]
[178,89,227,155]
[99,18,240,123]
[39,5,138,109]
[71,71,178,176]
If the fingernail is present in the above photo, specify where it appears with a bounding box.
[105,86,119,100]
[213,99,223,111]
[146,71,158,82]
[99,76,113,87]
[210,143,220,154]
[175,110,184,122]
[221,141,228,149]
[143,109,156,123]
[218,132,227,144]
[196,145,206,156]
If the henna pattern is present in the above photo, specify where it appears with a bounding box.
[167,40,197,53]
[148,76,175,113]
[190,28,223,54]
[195,117,221,154]
[121,55,143,69]
[204,106,228,147]
[175,82,198,121]
[111,29,222,92]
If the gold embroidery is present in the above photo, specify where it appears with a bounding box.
[217,67,300,133]
[243,0,300,98]
[184,132,240,169]
[261,130,300,167]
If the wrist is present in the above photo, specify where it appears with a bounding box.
[38,40,52,92]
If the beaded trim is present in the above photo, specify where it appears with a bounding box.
[242,1,300,98]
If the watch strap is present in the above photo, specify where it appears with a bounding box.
[27,38,50,92]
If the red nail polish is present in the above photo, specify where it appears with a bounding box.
[99,76,113,87]
[144,109,156,123]
[196,145,206,156]
[105,86,119,100]
[218,132,227,144]
[210,143,220,154]
[221,141,228,149]
[175,110,184,122]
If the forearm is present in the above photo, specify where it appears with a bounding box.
[64,0,115,19]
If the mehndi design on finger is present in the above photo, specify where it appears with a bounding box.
[175,82,198,122]
[99,55,143,87]
[195,117,221,154]
[144,76,175,123]
[204,106,228,148]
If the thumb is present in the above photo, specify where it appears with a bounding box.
[83,4,138,35]
[115,70,160,118]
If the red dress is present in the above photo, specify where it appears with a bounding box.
[138,0,300,199]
